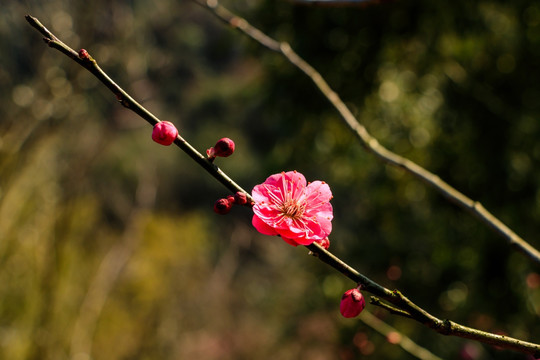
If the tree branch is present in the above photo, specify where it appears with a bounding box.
[26,14,540,358]
[190,0,540,266]
[25,14,250,200]
[306,244,540,357]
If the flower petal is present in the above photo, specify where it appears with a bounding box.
[252,215,279,236]
[264,171,306,190]
[280,236,299,247]
[290,235,315,246]
[282,171,307,198]
[251,183,274,204]
[314,215,332,238]
[304,181,333,206]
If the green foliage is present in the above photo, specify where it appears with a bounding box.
[1,0,539,358]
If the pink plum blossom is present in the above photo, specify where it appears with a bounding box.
[251,171,333,246]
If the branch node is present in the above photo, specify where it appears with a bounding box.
[439,319,452,335]
[279,42,291,53]
[115,94,130,108]
[229,17,246,29]
[370,296,413,318]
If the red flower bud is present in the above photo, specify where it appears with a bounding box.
[152,121,178,146]
[78,49,90,60]
[214,137,235,157]
[316,237,330,249]
[340,288,365,318]
[214,198,233,215]
[207,137,235,160]
[234,191,248,205]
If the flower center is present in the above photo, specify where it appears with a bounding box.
[280,199,305,220]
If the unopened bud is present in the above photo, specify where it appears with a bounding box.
[207,137,235,160]
[152,121,178,146]
[316,237,330,249]
[234,191,248,205]
[78,49,90,60]
[340,288,365,318]
[214,198,233,215]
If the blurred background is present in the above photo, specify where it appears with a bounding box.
[1,0,540,359]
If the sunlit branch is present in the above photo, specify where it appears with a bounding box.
[26,14,540,358]
[191,0,540,266]
[25,15,249,199]
[306,244,540,356]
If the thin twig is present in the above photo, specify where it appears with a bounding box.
[25,14,250,200]
[26,14,540,357]
[191,0,540,265]
[306,241,540,356]
[369,297,413,318]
